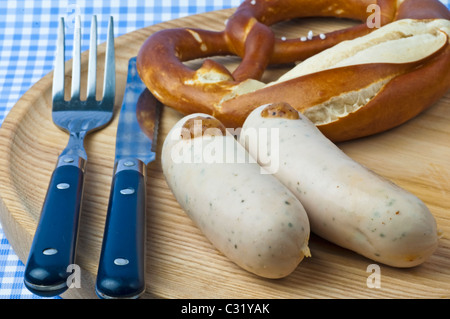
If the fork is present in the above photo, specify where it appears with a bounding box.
[24,15,115,297]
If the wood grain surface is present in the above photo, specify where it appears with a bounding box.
[0,9,449,299]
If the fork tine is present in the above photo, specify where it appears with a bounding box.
[52,17,65,103]
[87,16,97,101]
[101,16,115,105]
[71,16,81,100]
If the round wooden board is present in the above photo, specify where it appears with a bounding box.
[1,9,449,299]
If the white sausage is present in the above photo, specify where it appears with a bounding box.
[240,103,439,267]
[161,113,311,278]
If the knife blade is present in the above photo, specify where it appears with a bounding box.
[95,56,162,299]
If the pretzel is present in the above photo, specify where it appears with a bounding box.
[137,0,450,142]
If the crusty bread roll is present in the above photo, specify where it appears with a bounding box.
[137,0,450,142]
[269,19,449,83]
[218,19,450,141]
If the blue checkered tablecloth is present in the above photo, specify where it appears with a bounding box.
[0,0,449,299]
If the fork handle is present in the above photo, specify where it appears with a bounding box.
[24,164,84,297]
[96,159,146,299]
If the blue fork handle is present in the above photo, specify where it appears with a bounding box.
[24,164,84,297]
[95,166,146,299]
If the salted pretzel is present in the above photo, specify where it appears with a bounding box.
[137,0,450,142]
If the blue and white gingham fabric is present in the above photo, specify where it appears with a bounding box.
[0,0,449,299]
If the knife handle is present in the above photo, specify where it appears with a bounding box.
[96,159,146,299]
[24,162,85,297]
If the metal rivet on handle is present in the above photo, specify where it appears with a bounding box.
[120,187,135,195]
[114,258,129,266]
[123,161,135,167]
[57,183,70,189]
[43,248,58,256]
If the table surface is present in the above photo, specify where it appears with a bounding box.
[0,0,449,299]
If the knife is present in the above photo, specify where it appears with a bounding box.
[95,56,162,299]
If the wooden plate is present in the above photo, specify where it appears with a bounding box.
[0,9,449,299]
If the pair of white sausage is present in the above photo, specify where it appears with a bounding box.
[162,103,439,278]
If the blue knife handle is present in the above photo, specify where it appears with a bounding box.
[24,163,84,297]
[96,160,146,299]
